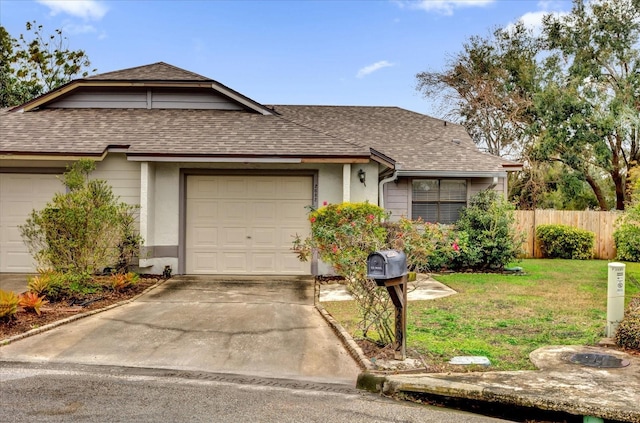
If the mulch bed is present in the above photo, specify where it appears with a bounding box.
[1,277,161,340]
[356,338,399,361]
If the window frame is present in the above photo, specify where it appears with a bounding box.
[410,178,468,224]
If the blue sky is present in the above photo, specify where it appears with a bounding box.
[0,0,573,116]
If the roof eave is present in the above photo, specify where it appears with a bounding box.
[395,170,509,178]
[124,153,371,164]
[502,163,524,171]
[370,148,395,170]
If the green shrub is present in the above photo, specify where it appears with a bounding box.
[614,195,640,262]
[454,189,523,270]
[614,224,640,262]
[19,159,143,277]
[536,224,594,260]
[615,295,640,350]
[385,218,466,272]
[387,190,522,273]
[27,269,96,302]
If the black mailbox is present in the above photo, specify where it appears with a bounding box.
[367,250,407,283]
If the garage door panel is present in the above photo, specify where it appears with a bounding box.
[192,200,218,220]
[220,201,248,221]
[251,201,277,222]
[190,227,218,247]
[252,228,277,247]
[250,179,277,198]
[0,173,64,273]
[5,251,37,273]
[278,201,310,219]
[189,252,219,273]
[2,200,36,219]
[280,179,312,200]
[251,253,276,273]
[4,226,25,243]
[186,175,311,274]
[220,178,248,198]
[221,252,248,272]
[190,177,219,199]
[220,227,249,248]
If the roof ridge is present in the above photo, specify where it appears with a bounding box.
[153,62,213,81]
[86,62,213,81]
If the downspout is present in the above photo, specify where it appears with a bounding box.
[378,171,398,210]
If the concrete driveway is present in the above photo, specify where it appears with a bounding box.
[0,276,361,385]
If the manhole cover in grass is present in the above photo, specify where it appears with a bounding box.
[568,353,630,368]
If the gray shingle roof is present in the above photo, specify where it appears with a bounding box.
[272,105,517,173]
[1,62,521,172]
[0,108,369,158]
[86,62,212,82]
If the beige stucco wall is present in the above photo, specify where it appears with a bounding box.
[93,154,141,205]
[0,154,141,206]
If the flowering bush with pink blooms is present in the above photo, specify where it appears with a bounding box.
[385,218,466,272]
[293,202,394,343]
[293,202,388,277]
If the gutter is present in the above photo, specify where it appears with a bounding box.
[394,170,508,178]
[378,171,398,209]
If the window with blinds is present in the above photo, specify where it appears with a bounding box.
[411,179,467,224]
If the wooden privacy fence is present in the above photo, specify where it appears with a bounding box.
[514,210,622,260]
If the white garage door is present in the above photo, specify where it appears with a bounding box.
[0,173,64,273]
[186,175,312,274]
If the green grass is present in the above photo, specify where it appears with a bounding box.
[322,259,640,371]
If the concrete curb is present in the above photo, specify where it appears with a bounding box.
[0,279,167,347]
[379,372,639,423]
[370,344,640,423]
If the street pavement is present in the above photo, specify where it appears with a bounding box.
[0,361,510,423]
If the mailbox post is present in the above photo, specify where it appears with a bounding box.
[367,250,408,360]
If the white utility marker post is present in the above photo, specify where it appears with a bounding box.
[606,262,626,338]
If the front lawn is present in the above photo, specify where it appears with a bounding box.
[322,259,640,371]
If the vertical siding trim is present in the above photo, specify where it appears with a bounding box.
[342,164,351,202]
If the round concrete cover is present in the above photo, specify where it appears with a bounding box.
[568,353,630,368]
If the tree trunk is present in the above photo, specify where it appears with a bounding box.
[611,170,626,210]
[585,173,610,210]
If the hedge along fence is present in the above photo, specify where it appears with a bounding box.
[514,210,621,259]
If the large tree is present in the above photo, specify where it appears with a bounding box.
[534,0,640,210]
[417,0,640,210]
[0,21,94,108]
[416,22,539,158]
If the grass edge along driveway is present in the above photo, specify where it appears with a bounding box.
[322,259,640,371]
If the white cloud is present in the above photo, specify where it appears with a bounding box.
[357,60,395,78]
[507,10,548,33]
[506,2,569,35]
[37,0,108,20]
[406,0,495,16]
[64,23,98,35]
